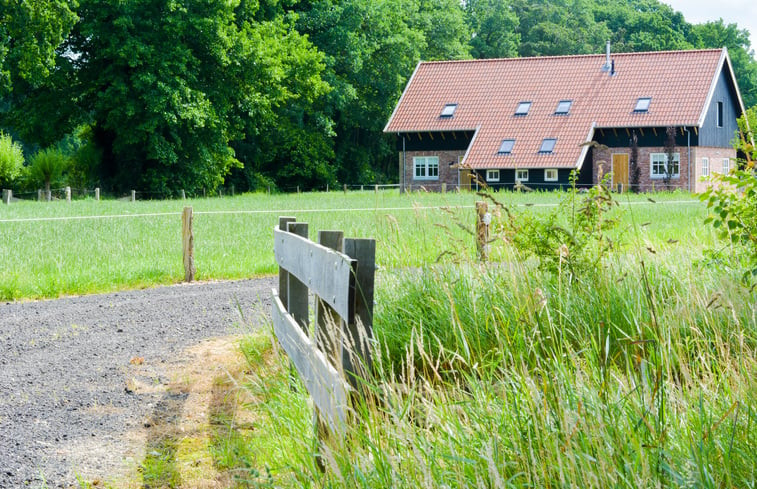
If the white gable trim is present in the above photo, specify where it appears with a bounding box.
[383,61,422,133]
[575,122,596,170]
[458,125,481,168]
[697,48,747,128]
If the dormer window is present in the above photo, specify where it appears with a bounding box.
[554,100,572,115]
[440,103,457,118]
[514,101,531,116]
[539,138,557,154]
[634,97,651,112]
[498,139,515,155]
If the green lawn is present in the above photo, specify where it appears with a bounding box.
[1,189,711,300]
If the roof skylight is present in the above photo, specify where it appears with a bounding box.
[554,100,572,115]
[498,139,515,154]
[539,138,557,154]
[440,103,457,117]
[514,101,531,116]
[634,97,651,112]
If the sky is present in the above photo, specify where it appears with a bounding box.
[663,0,757,55]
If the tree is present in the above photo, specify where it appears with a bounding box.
[465,0,520,59]
[0,131,24,188]
[63,0,329,194]
[0,0,77,94]
[27,147,69,193]
[294,0,426,185]
[691,20,757,109]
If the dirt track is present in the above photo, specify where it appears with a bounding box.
[0,278,274,488]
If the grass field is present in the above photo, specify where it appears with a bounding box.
[5,187,755,487]
[0,189,712,300]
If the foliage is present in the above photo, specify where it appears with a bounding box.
[0,0,77,94]
[465,0,520,59]
[27,147,69,192]
[0,131,24,187]
[700,109,757,285]
[493,173,620,279]
[2,0,757,191]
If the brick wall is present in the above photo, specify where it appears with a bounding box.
[399,150,467,191]
[592,145,695,192]
[690,147,737,194]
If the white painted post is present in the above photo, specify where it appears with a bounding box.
[95,188,100,201]
[2,189,11,205]
[65,187,71,202]
[38,189,43,201]
[131,190,136,202]
[181,189,186,200]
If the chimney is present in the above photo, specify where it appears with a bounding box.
[602,40,611,72]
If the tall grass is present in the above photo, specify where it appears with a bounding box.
[224,191,755,488]
[0,189,709,300]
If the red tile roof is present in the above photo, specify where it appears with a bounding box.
[384,49,730,169]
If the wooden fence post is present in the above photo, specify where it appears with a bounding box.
[65,187,71,202]
[95,188,100,201]
[476,201,490,262]
[182,207,196,282]
[286,222,309,334]
[341,238,375,389]
[131,190,136,202]
[441,182,447,193]
[2,189,10,204]
[343,184,347,194]
[314,230,344,467]
[46,190,51,202]
[374,184,378,194]
[181,189,186,200]
[231,184,235,196]
[38,189,43,201]
[277,217,297,313]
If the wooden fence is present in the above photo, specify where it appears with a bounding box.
[272,216,375,448]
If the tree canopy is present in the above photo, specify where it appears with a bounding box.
[1,0,756,193]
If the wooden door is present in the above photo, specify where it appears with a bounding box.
[612,154,629,191]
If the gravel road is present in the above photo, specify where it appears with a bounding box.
[0,278,275,488]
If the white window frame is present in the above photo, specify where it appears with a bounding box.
[722,158,730,174]
[515,101,531,116]
[716,101,723,128]
[701,157,709,177]
[634,97,651,112]
[440,104,457,117]
[650,152,680,179]
[544,169,558,182]
[413,156,439,180]
[555,100,572,115]
[515,169,529,182]
[486,169,500,182]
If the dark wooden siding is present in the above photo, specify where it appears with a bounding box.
[476,168,581,191]
[593,127,697,148]
[396,131,475,151]
[699,68,741,147]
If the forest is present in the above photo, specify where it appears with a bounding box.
[1,0,756,195]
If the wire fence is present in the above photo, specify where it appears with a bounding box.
[1,177,701,208]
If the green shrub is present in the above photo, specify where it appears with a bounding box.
[27,147,70,192]
[700,109,757,286]
[0,131,24,188]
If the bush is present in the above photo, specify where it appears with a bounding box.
[700,109,757,286]
[0,131,24,188]
[27,147,70,192]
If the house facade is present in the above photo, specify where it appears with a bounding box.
[384,47,746,192]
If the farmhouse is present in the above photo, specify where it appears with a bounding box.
[384,46,747,192]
